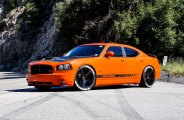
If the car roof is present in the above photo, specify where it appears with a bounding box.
[81,42,136,48]
[81,42,148,56]
[81,42,125,46]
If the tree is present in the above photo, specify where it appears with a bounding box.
[6,0,16,12]
[115,0,184,58]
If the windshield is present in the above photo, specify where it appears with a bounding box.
[64,45,105,57]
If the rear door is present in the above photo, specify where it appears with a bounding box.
[122,47,142,83]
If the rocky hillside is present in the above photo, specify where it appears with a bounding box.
[0,0,68,72]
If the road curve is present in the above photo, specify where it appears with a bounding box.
[0,72,184,120]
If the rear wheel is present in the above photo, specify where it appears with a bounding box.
[74,65,96,91]
[34,86,51,90]
[139,66,155,88]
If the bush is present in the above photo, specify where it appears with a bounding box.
[16,0,55,41]
[137,0,177,57]
[115,0,184,58]
[115,11,138,45]
[0,21,7,32]
[54,0,145,47]
[162,58,184,75]
[54,0,183,58]
[6,0,16,12]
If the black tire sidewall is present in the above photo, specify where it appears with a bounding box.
[74,65,96,91]
[141,66,155,88]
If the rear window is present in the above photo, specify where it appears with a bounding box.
[124,47,139,57]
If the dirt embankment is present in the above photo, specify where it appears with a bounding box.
[159,71,184,84]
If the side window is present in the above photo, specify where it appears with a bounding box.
[124,47,139,57]
[106,46,123,57]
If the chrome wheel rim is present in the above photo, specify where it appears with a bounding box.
[75,66,96,90]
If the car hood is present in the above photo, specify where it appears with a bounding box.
[50,56,96,62]
[29,56,96,65]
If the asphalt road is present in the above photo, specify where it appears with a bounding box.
[0,72,184,120]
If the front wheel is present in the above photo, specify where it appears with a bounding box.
[139,66,155,88]
[74,65,96,91]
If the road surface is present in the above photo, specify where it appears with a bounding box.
[0,72,184,120]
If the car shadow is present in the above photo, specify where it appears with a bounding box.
[6,84,140,93]
[6,87,75,93]
[94,84,140,90]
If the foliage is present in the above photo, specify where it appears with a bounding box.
[0,21,6,32]
[23,2,38,28]
[16,0,55,41]
[54,0,144,46]
[173,0,184,57]
[137,0,177,57]
[54,0,184,58]
[115,11,138,45]
[15,2,39,40]
[6,0,17,12]
[115,0,184,58]
[161,58,184,75]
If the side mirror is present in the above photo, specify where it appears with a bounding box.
[105,51,114,57]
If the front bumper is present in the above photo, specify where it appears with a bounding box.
[26,71,75,87]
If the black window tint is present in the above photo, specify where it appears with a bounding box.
[107,46,123,57]
[65,45,104,57]
[124,47,139,57]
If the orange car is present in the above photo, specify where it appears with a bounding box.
[26,43,160,91]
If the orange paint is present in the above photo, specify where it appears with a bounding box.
[26,43,160,88]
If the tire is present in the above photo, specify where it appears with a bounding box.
[139,66,155,88]
[34,86,51,90]
[74,65,96,91]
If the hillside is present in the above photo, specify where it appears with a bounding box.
[0,0,183,72]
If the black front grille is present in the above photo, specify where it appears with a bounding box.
[31,65,53,74]
[30,81,53,85]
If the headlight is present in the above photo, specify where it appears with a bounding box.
[57,64,72,70]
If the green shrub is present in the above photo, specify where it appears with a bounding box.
[162,58,184,75]
[53,0,145,47]
[0,21,7,32]
[6,0,16,12]
[115,0,184,58]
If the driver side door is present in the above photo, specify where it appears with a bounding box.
[98,46,127,85]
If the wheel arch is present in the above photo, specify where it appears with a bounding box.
[73,64,97,90]
[78,64,97,75]
[139,65,156,87]
[144,65,155,72]
[85,64,97,75]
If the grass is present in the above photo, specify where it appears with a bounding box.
[161,58,184,75]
